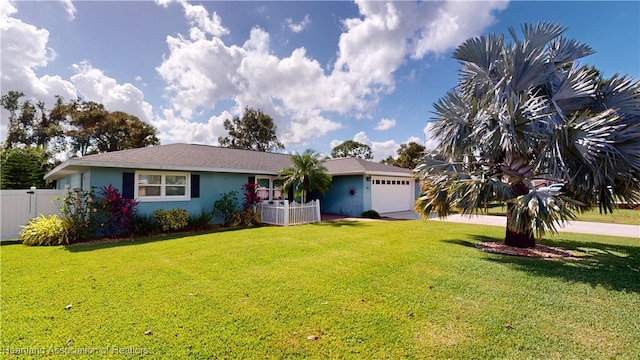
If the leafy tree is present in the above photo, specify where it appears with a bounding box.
[331,140,373,159]
[381,141,426,169]
[0,146,54,189]
[93,111,159,153]
[65,100,109,156]
[280,149,332,203]
[415,22,640,248]
[1,92,160,157]
[218,106,284,152]
[2,91,66,151]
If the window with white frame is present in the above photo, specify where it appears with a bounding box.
[136,171,189,201]
[256,178,270,200]
[255,177,287,201]
[272,179,285,200]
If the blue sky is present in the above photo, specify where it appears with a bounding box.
[1,0,638,160]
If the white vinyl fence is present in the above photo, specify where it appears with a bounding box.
[1,188,66,240]
[258,200,321,226]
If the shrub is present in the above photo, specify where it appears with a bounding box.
[20,215,72,246]
[154,209,189,232]
[361,209,381,219]
[97,184,138,238]
[129,213,158,237]
[229,209,262,228]
[242,182,261,210]
[189,208,214,231]
[214,191,239,226]
[56,188,100,242]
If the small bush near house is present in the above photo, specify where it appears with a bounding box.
[154,209,189,232]
[361,209,381,219]
[242,182,261,210]
[57,188,100,242]
[129,213,158,237]
[214,191,239,226]
[97,184,138,238]
[189,208,214,231]
[20,215,72,246]
[229,208,262,228]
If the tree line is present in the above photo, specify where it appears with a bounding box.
[1,91,160,189]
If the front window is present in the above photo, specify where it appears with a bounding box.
[136,171,189,201]
[256,178,270,199]
[272,179,284,200]
[256,177,287,201]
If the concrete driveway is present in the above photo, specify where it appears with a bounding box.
[380,211,639,238]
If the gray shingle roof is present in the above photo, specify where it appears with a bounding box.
[46,143,412,179]
[323,157,412,175]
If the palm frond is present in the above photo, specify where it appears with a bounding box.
[551,65,598,112]
[547,37,595,64]
[598,74,640,115]
[506,191,577,238]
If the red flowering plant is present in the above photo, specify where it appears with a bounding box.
[242,182,261,210]
[98,184,138,238]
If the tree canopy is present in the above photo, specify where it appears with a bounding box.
[414,22,640,248]
[0,146,53,189]
[1,91,160,189]
[331,140,373,160]
[218,107,284,152]
[1,91,159,157]
[381,141,426,169]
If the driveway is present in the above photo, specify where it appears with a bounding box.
[380,211,640,238]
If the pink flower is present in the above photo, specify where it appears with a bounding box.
[87,197,93,203]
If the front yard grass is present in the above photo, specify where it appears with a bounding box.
[1,220,639,359]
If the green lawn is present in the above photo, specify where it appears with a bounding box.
[2,221,639,359]
[481,204,640,225]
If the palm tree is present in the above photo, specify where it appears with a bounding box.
[280,149,332,203]
[415,22,640,248]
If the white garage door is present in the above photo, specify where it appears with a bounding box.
[371,177,413,213]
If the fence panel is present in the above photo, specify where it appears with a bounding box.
[258,200,320,226]
[1,188,66,240]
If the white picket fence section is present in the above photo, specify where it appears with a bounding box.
[1,188,66,240]
[258,200,321,226]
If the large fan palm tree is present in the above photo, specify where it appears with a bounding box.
[415,22,640,248]
[280,149,332,203]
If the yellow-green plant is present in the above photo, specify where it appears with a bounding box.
[154,209,189,232]
[20,215,71,246]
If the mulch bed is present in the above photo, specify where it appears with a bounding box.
[476,241,577,259]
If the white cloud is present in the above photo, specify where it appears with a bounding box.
[351,131,424,161]
[375,118,396,131]
[59,0,77,20]
[155,108,230,145]
[0,1,76,109]
[286,14,311,33]
[155,0,506,147]
[423,123,439,151]
[71,61,154,123]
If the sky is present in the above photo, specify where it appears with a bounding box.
[1,0,638,161]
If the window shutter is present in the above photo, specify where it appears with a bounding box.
[248,176,255,184]
[288,187,294,201]
[191,174,200,198]
[122,172,135,199]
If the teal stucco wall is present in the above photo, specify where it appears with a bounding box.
[319,175,371,217]
[63,167,254,224]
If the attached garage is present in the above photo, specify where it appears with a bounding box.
[371,176,414,214]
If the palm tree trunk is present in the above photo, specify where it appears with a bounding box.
[504,203,535,248]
